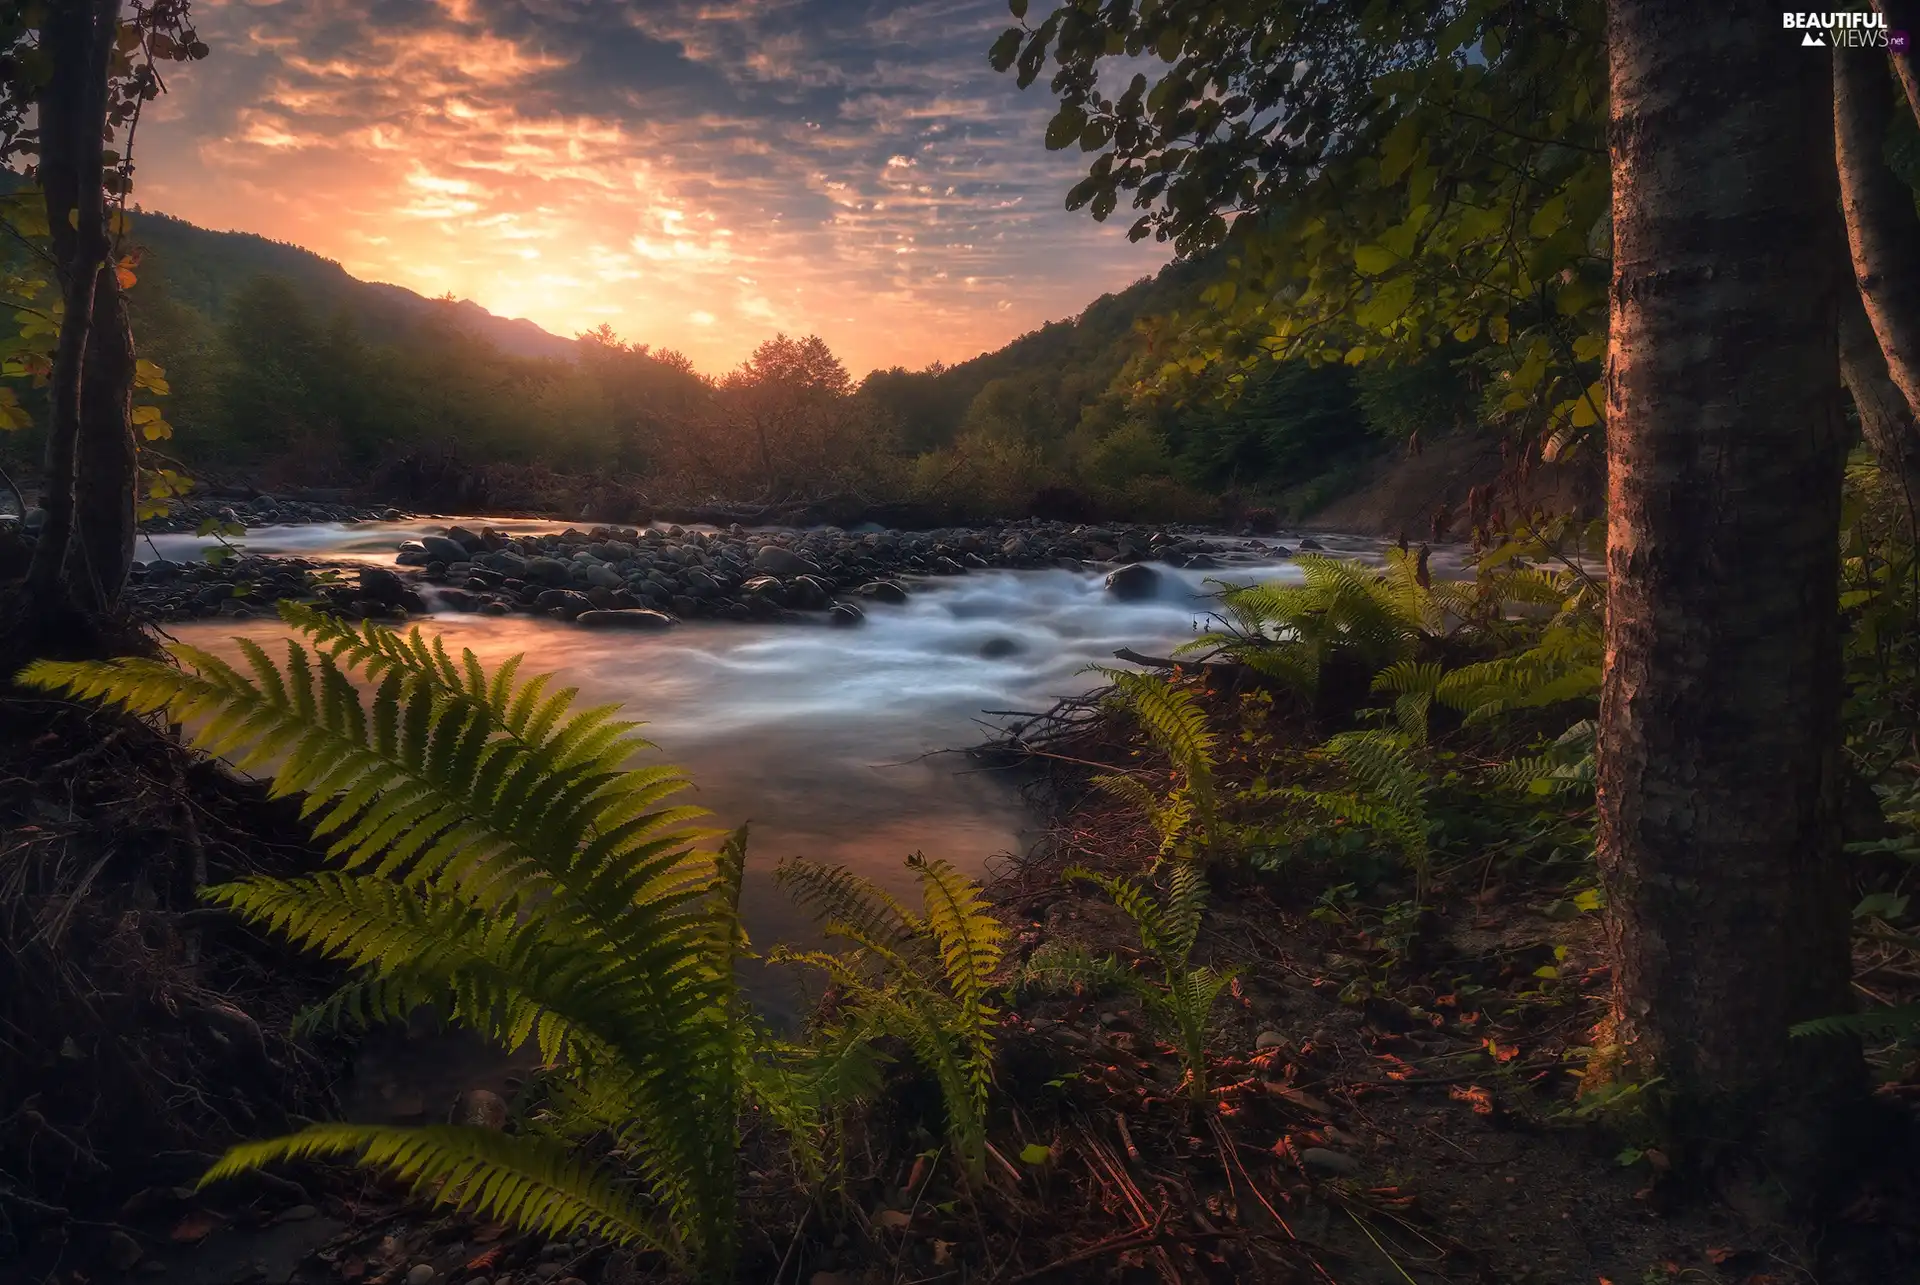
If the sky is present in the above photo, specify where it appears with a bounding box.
[133,0,1173,376]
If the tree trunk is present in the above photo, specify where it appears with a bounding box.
[1599,0,1865,1188]
[24,0,120,613]
[1841,289,1920,535]
[1836,39,1920,422]
[1880,0,1919,122]
[73,267,138,609]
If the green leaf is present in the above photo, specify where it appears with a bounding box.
[988,27,1021,71]
[1353,244,1398,276]
[1044,104,1087,151]
[1019,1142,1051,1165]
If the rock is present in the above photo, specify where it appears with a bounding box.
[979,637,1022,659]
[1104,563,1161,601]
[828,602,865,627]
[1298,537,1325,552]
[275,1203,319,1222]
[524,556,573,586]
[753,545,817,577]
[576,608,676,630]
[1299,1147,1360,1176]
[406,1266,437,1285]
[873,1209,912,1230]
[359,566,408,606]
[584,563,624,590]
[106,1229,144,1270]
[23,507,46,532]
[454,1088,509,1129]
[1255,1030,1286,1050]
[145,558,181,582]
[857,579,908,605]
[420,535,469,563]
[532,1265,565,1280]
[445,525,484,552]
[534,589,592,619]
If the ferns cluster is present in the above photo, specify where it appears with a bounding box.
[19,605,856,1280]
[773,855,1006,1181]
[1025,859,1232,1101]
[1178,549,1449,693]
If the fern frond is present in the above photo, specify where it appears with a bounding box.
[202,1124,662,1252]
[1791,1006,1920,1040]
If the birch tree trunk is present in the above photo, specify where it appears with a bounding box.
[24,0,119,614]
[1836,40,1920,425]
[1599,0,1865,1182]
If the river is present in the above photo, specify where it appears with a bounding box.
[145,519,1394,1119]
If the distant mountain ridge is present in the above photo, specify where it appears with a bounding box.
[128,209,580,361]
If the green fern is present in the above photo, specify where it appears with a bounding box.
[1791,1006,1920,1040]
[773,854,1007,1182]
[1025,859,1232,1101]
[1089,666,1222,857]
[17,604,834,1281]
[1178,551,1439,693]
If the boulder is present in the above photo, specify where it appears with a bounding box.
[524,556,573,586]
[576,609,676,630]
[434,588,479,612]
[753,545,818,577]
[584,563,624,590]
[420,535,469,563]
[1298,536,1325,552]
[828,602,865,627]
[445,525,485,552]
[1105,563,1161,601]
[358,566,408,606]
[979,636,1022,659]
[857,579,909,605]
[533,588,592,619]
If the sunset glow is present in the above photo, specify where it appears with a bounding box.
[133,0,1171,375]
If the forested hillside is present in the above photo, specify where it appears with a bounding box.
[3,196,1474,523]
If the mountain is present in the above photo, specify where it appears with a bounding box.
[128,210,579,361]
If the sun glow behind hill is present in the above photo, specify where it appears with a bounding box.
[133,0,1170,375]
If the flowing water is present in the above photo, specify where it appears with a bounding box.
[155,520,1400,1119]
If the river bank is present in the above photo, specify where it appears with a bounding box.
[123,515,1355,629]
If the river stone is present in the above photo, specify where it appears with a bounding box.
[1105,563,1161,601]
[420,535,469,563]
[434,588,479,612]
[445,525,484,552]
[584,563,624,590]
[524,556,572,586]
[753,545,817,577]
[828,602,865,627]
[1298,537,1325,551]
[534,589,592,620]
[359,566,407,606]
[857,579,908,605]
[979,636,1022,659]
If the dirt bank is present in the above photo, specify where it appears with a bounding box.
[1301,431,1602,540]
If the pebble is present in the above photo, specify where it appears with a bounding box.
[406,1265,436,1285]
[275,1202,319,1222]
[1255,1030,1286,1049]
[1300,1147,1361,1176]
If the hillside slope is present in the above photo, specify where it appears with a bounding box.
[129,211,578,361]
